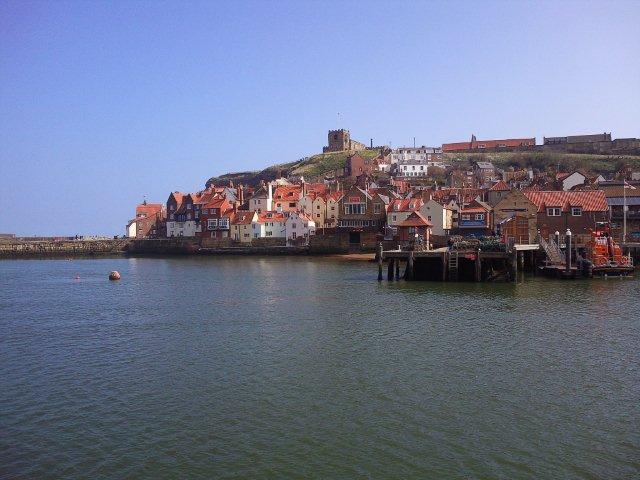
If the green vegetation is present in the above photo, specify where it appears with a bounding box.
[445,152,640,175]
[207,148,640,188]
[291,150,379,178]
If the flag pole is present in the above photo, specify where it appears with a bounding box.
[623,181,627,244]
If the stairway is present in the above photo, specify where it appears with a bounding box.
[539,236,564,264]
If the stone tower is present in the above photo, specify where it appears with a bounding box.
[324,129,351,153]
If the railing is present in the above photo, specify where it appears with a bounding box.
[539,236,564,264]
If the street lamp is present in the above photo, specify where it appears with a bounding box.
[565,229,572,272]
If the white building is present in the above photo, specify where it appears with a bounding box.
[285,212,316,244]
[248,184,273,213]
[419,199,454,236]
[390,146,442,164]
[252,211,286,238]
[396,158,430,178]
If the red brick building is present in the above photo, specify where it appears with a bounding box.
[443,134,535,152]
[523,190,609,244]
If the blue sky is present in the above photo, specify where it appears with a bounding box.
[1,0,639,236]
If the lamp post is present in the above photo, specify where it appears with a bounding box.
[565,229,572,273]
[555,230,560,249]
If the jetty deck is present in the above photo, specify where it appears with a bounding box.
[378,244,540,282]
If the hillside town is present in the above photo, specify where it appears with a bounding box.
[126,129,640,253]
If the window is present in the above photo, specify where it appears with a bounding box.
[461,214,471,220]
[266,231,272,236]
[292,223,297,229]
[316,214,320,218]
[475,214,484,221]
[292,232,296,239]
[547,208,561,217]
[374,203,381,214]
[289,202,296,208]
[207,219,218,230]
[571,207,582,216]
[392,215,397,221]
[187,204,192,210]
[344,203,365,215]
[428,216,432,222]
[218,218,229,229]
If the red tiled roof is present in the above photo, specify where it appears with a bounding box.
[489,180,510,192]
[398,211,432,227]
[231,210,255,225]
[273,185,302,200]
[389,198,423,212]
[523,190,608,212]
[136,203,163,217]
[257,211,287,222]
[460,207,487,214]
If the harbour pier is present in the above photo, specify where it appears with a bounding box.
[378,242,540,282]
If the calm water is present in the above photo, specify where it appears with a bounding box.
[1,257,639,479]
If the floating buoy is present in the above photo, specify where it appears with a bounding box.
[75,275,80,280]
[109,271,121,281]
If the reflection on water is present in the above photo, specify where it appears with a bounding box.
[1,257,638,479]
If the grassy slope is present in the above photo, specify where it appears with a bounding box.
[207,149,640,187]
[445,152,640,174]
[291,150,379,177]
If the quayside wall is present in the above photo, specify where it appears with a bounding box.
[0,239,131,258]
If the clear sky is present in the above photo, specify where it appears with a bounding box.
[1,0,639,236]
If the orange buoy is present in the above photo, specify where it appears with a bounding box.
[108,271,121,281]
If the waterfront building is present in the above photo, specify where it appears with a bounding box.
[396,211,433,244]
[199,197,234,239]
[387,198,424,235]
[252,211,287,239]
[419,199,454,237]
[166,192,198,237]
[230,210,257,243]
[457,200,493,236]
[492,189,538,244]
[126,202,166,238]
[337,185,388,244]
[523,190,609,245]
[285,212,316,245]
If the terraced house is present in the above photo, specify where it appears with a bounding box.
[337,186,388,245]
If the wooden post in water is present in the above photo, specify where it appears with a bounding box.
[377,243,383,281]
[442,252,447,281]
[475,249,481,282]
[405,252,414,280]
[387,258,394,281]
[395,257,400,280]
[511,249,518,281]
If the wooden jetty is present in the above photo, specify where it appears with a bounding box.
[377,243,539,282]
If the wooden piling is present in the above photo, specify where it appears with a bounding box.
[377,243,383,281]
[387,258,394,281]
[405,252,414,280]
[395,258,400,280]
[442,252,447,281]
[475,249,481,282]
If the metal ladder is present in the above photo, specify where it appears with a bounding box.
[449,251,459,280]
[539,236,564,264]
